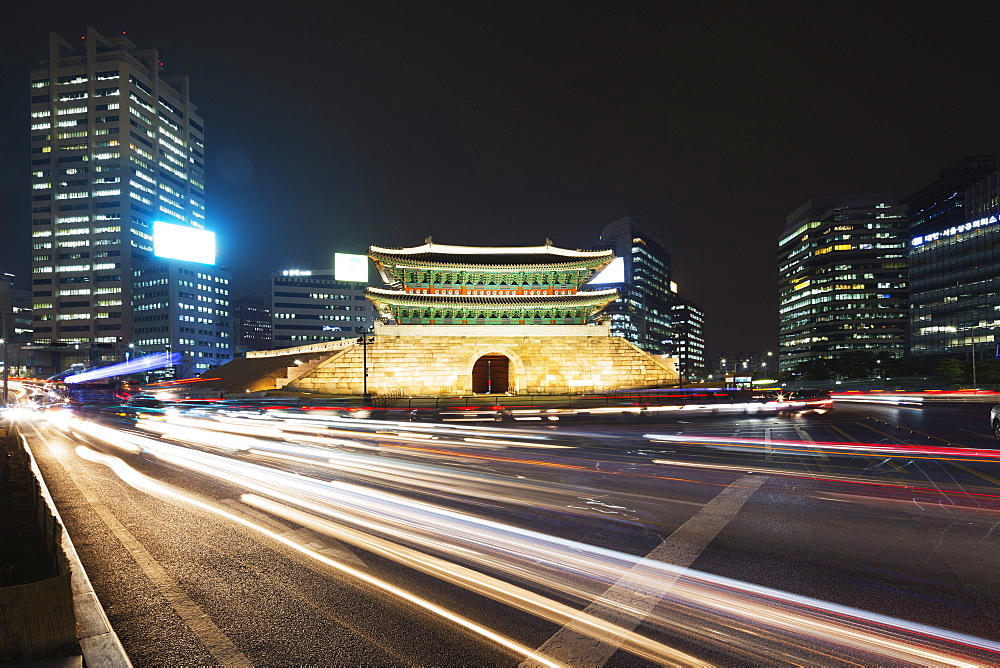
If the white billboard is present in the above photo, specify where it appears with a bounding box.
[588,256,624,284]
[153,221,216,265]
[335,253,368,282]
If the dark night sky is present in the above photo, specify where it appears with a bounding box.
[3,2,999,357]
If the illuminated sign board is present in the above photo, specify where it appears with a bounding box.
[153,221,216,265]
[335,253,369,282]
[912,215,998,247]
[588,257,624,284]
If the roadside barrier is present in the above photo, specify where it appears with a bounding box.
[0,422,75,662]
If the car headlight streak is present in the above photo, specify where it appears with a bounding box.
[66,417,1000,665]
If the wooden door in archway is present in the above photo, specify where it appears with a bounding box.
[471,355,509,394]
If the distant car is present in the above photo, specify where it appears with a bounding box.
[780,389,834,412]
[990,405,1000,441]
[126,395,163,408]
[409,406,513,422]
[100,404,166,425]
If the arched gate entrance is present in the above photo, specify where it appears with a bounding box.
[471,354,509,394]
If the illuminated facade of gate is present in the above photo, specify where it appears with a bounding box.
[274,240,680,396]
[365,240,619,326]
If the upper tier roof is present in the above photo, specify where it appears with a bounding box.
[369,242,614,269]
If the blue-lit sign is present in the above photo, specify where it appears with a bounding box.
[912,215,998,247]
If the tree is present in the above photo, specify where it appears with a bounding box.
[834,351,878,380]
[794,359,831,380]
[882,358,916,378]
[935,358,967,385]
[975,358,1000,388]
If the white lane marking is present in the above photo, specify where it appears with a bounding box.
[31,423,253,666]
[521,474,766,668]
[219,499,367,568]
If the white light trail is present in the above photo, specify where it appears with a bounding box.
[65,417,1000,665]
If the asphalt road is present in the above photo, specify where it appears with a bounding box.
[17,401,1000,666]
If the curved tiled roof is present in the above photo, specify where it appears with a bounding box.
[368,243,614,270]
[365,287,619,308]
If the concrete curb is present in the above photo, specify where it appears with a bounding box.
[19,431,132,667]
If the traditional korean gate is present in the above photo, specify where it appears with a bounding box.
[471,354,509,394]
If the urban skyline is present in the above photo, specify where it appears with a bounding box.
[2,4,999,357]
[7,7,1000,664]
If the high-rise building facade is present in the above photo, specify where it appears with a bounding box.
[909,166,1000,361]
[1,274,34,345]
[29,28,222,377]
[902,155,996,238]
[234,296,273,354]
[778,194,909,375]
[132,262,231,378]
[592,217,673,355]
[905,156,999,363]
[271,270,377,347]
[1,274,34,377]
[668,296,706,380]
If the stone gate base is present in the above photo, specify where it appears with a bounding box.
[285,323,678,397]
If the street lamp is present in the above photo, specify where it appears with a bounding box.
[0,309,7,407]
[970,324,978,388]
[1,336,7,408]
[360,328,373,402]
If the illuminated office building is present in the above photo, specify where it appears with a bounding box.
[234,296,273,354]
[778,194,909,374]
[132,259,231,378]
[909,165,1000,361]
[905,156,999,362]
[902,155,995,238]
[271,257,378,347]
[668,297,706,379]
[592,217,674,355]
[29,28,209,372]
[0,274,34,377]
[1,274,34,345]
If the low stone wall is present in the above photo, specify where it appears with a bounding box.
[245,338,356,359]
[0,573,75,661]
[288,329,678,397]
[0,423,76,662]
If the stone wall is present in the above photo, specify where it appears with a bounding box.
[288,326,678,396]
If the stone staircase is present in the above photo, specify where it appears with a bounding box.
[275,355,330,389]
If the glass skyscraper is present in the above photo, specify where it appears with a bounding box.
[905,156,998,363]
[29,28,229,377]
[593,217,674,355]
[778,194,909,375]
